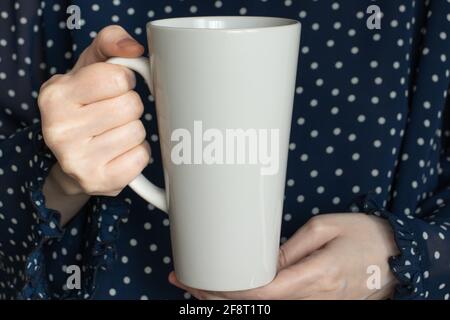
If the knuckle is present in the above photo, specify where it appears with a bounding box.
[130,120,147,141]
[58,156,79,178]
[91,25,124,55]
[111,66,135,92]
[40,74,65,90]
[126,91,144,118]
[97,25,125,40]
[42,124,66,148]
[38,81,65,109]
[134,144,151,168]
[137,122,147,140]
[306,215,326,235]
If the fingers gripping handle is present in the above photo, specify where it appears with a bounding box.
[108,57,154,93]
[107,57,168,213]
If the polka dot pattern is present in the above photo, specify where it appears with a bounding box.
[0,0,450,300]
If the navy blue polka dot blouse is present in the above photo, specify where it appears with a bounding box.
[0,0,450,300]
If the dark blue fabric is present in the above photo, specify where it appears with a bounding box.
[0,0,449,300]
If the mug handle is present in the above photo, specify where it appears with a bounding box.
[106,57,168,214]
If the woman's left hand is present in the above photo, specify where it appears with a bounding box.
[169,214,400,300]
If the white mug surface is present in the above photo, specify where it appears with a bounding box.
[108,16,301,291]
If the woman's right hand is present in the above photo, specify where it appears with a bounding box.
[38,26,151,222]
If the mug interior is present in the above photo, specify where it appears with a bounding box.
[149,16,298,30]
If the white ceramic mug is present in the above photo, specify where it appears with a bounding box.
[107,16,301,291]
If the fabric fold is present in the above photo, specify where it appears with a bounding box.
[350,193,423,300]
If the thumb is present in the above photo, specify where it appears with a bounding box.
[72,25,144,72]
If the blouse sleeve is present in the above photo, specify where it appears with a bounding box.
[0,0,129,300]
[0,123,130,300]
[351,191,450,300]
[350,79,450,300]
[350,1,450,300]
[392,99,450,300]
[0,123,62,298]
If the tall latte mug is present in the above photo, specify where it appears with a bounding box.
[107,16,301,291]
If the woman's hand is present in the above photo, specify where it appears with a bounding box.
[39,26,150,224]
[169,214,400,300]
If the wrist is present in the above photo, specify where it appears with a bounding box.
[48,163,84,197]
[44,163,91,226]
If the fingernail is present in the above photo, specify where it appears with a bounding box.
[168,272,175,283]
[116,37,141,48]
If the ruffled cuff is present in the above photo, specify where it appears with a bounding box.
[19,190,64,299]
[80,196,129,299]
[349,193,423,300]
[17,126,130,300]
[17,128,64,299]
[20,195,129,300]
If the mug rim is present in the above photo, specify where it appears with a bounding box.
[146,16,300,32]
